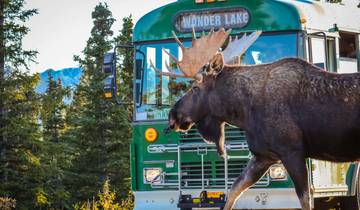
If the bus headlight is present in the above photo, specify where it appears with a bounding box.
[269,164,287,180]
[144,168,162,184]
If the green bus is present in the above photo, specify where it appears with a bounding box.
[127,0,360,209]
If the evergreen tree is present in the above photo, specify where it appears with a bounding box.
[0,0,43,208]
[115,15,134,105]
[66,3,131,204]
[41,72,68,145]
[40,72,71,209]
[74,179,133,210]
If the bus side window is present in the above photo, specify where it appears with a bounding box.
[309,37,326,69]
[338,32,359,73]
[339,32,356,59]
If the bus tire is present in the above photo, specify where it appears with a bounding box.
[340,173,360,210]
[314,197,341,210]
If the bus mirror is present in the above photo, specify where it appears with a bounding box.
[103,44,134,103]
[103,75,116,99]
[135,83,141,104]
[103,52,117,99]
[135,59,143,80]
[103,52,116,74]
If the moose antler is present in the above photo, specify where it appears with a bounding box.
[150,27,231,81]
[223,31,262,65]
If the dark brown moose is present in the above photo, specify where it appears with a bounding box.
[151,28,360,210]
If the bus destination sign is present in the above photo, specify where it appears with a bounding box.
[174,8,250,33]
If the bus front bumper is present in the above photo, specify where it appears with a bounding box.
[134,188,301,210]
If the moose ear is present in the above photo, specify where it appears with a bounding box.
[207,53,225,76]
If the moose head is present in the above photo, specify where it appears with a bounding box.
[151,28,261,156]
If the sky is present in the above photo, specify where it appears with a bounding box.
[23,0,175,74]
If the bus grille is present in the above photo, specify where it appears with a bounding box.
[149,124,270,189]
[179,160,269,189]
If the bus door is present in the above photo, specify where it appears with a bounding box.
[307,33,336,72]
[307,33,350,197]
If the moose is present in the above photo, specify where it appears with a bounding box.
[150,28,360,210]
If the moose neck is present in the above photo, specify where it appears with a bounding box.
[193,66,255,156]
[209,65,254,130]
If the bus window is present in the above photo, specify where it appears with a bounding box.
[145,47,156,104]
[338,32,358,73]
[241,33,297,65]
[136,33,300,121]
[327,39,336,72]
[339,32,357,58]
[161,49,170,105]
[310,37,326,69]
[308,35,336,72]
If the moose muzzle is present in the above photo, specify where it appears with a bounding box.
[165,109,194,134]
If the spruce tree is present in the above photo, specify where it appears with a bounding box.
[0,0,44,208]
[67,3,131,204]
[113,15,134,200]
[40,72,71,209]
[41,73,68,145]
[115,15,134,105]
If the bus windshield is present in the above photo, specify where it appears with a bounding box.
[135,32,300,121]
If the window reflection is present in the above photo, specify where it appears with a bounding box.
[241,33,297,65]
[162,48,170,105]
[145,47,156,104]
[136,33,298,121]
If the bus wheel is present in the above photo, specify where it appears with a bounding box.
[340,174,360,210]
[314,197,341,210]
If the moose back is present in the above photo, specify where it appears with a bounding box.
[153,28,360,210]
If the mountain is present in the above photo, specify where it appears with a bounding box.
[36,68,82,103]
[36,67,82,93]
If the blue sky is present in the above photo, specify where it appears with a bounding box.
[23,0,175,73]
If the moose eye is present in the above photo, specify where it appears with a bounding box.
[192,86,200,92]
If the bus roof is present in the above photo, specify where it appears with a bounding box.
[133,0,360,42]
[287,0,360,34]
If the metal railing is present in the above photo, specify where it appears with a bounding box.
[149,142,270,190]
[149,125,270,191]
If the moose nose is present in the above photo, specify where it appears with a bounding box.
[164,118,176,135]
[168,117,176,129]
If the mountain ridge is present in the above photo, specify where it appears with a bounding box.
[36,67,82,94]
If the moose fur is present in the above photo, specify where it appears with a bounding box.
[167,54,360,210]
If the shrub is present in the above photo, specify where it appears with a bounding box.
[74,179,133,210]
